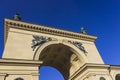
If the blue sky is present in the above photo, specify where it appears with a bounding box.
[0,0,120,80]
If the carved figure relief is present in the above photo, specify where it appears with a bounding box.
[68,41,87,54]
[31,35,52,51]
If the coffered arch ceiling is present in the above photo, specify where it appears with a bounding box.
[39,43,85,80]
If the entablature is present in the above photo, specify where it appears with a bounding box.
[4,18,97,45]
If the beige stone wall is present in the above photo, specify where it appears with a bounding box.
[3,28,34,60]
[0,59,42,80]
[0,65,39,80]
[3,27,103,64]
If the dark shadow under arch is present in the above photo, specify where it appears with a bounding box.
[116,74,120,80]
[38,43,83,80]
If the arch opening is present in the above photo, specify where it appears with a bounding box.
[115,74,120,80]
[100,77,106,80]
[40,66,64,80]
[38,43,85,80]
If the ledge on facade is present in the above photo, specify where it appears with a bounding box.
[69,63,110,80]
[109,65,120,69]
[4,18,97,43]
[0,58,43,66]
[70,63,120,80]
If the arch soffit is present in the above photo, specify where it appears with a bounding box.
[112,71,120,79]
[115,73,120,79]
[33,40,88,62]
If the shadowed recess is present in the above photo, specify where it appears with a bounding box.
[39,44,83,80]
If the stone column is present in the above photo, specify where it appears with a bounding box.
[0,73,7,80]
[31,73,40,80]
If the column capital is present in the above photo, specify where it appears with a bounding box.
[0,73,7,76]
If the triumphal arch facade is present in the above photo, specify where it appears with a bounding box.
[0,16,120,80]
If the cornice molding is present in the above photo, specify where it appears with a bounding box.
[4,18,97,45]
[110,65,120,69]
[0,59,43,66]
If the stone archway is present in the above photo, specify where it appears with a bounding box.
[34,41,87,80]
[1,18,109,80]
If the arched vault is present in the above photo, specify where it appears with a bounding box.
[34,41,87,79]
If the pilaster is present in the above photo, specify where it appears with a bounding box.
[0,73,7,80]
